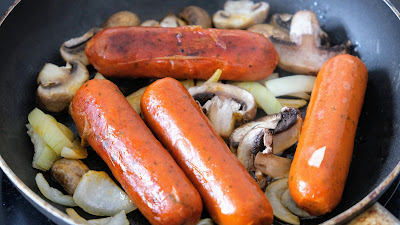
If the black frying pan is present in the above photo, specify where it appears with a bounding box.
[0,0,399,224]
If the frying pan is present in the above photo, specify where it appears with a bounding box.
[0,0,399,224]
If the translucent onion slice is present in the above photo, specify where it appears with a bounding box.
[281,189,312,218]
[277,98,308,108]
[257,72,279,85]
[61,139,88,159]
[285,92,311,100]
[265,178,300,225]
[205,69,222,83]
[26,124,59,171]
[73,170,137,216]
[235,82,282,115]
[197,218,214,225]
[28,108,73,154]
[35,173,77,206]
[180,79,195,89]
[56,122,75,141]
[66,208,129,225]
[94,72,107,80]
[126,86,148,114]
[264,75,316,97]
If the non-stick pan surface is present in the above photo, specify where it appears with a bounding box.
[0,0,399,224]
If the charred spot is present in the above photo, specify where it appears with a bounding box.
[272,107,300,134]
[187,51,200,56]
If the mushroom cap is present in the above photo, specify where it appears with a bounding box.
[179,6,212,28]
[248,24,290,42]
[60,27,102,66]
[269,10,348,75]
[228,107,302,154]
[37,60,89,113]
[270,13,292,32]
[237,126,273,171]
[188,82,256,138]
[160,13,187,27]
[101,11,141,28]
[213,1,270,29]
[140,20,160,27]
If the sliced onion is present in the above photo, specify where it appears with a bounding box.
[65,208,87,224]
[66,208,129,225]
[61,139,88,159]
[180,79,195,89]
[285,92,311,100]
[257,72,279,85]
[277,98,308,108]
[26,124,59,171]
[56,122,75,142]
[205,69,222,83]
[281,189,312,218]
[197,218,214,225]
[35,173,77,206]
[126,86,148,114]
[28,108,73,155]
[87,210,129,225]
[265,75,316,97]
[235,82,282,115]
[265,178,300,225]
[94,72,106,80]
[73,170,137,216]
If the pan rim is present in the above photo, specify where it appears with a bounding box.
[0,0,399,224]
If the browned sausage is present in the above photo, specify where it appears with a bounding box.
[288,54,368,215]
[141,77,273,225]
[85,26,278,81]
[71,79,202,225]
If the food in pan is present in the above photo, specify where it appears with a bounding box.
[24,1,367,224]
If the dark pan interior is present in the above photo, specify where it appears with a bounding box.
[0,0,399,224]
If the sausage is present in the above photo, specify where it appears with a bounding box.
[141,77,273,225]
[71,79,202,225]
[85,26,278,81]
[288,54,368,215]
[51,158,89,195]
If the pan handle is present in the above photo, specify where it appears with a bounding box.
[347,202,400,224]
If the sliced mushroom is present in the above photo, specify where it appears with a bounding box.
[188,82,256,139]
[252,170,269,191]
[101,11,140,28]
[179,6,212,28]
[229,107,302,154]
[270,13,293,32]
[254,152,292,178]
[270,13,330,46]
[248,24,290,42]
[140,20,160,27]
[51,158,89,195]
[160,13,187,27]
[37,60,89,113]
[213,0,269,29]
[237,126,273,171]
[60,27,102,65]
[270,10,348,75]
